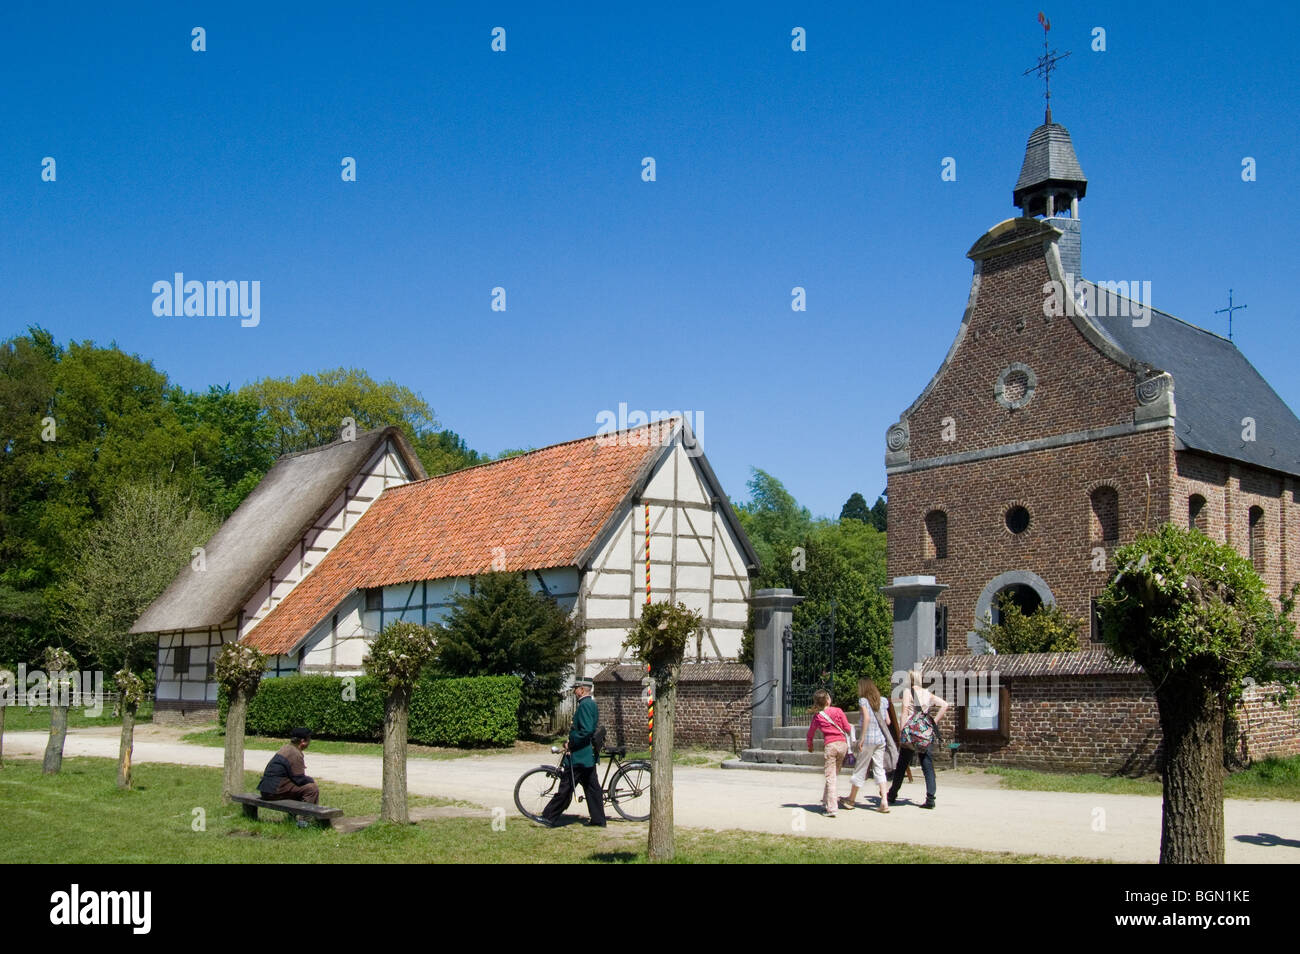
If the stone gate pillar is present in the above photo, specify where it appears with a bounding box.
[880,575,949,676]
[750,588,804,743]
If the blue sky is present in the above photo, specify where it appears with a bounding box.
[4,1,1297,518]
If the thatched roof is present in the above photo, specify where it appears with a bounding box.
[131,426,424,634]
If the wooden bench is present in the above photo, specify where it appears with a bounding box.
[231,793,343,828]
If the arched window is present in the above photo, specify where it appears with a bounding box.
[924,510,948,560]
[1089,486,1119,543]
[1248,506,1265,573]
[1188,494,1208,532]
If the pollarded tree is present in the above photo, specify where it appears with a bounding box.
[433,572,582,735]
[1097,524,1300,864]
[623,601,705,863]
[363,620,438,824]
[114,670,146,789]
[42,646,77,774]
[215,642,268,802]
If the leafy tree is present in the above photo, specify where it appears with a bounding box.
[975,594,1083,654]
[733,469,814,584]
[364,620,439,823]
[413,428,486,476]
[1098,524,1300,864]
[869,495,888,533]
[0,332,202,665]
[239,368,440,457]
[58,481,217,672]
[432,572,583,734]
[839,492,871,524]
[734,472,891,694]
[169,385,278,518]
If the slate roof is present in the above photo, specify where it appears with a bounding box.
[595,663,752,682]
[242,418,756,656]
[920,649,1144,678]
[131,427,425,634]
[1085,285,1300,478]
[1013,122,1087,208]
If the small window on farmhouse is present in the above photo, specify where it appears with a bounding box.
[1189,494,1208,532]
[173,646,190,676]
[1090,597,1104,644]
[1005,505,1030,535]
[365,588,382,612]
[1089,486,1119,543]
[924,510,948,560]
[1248,506,1265,572]
[935,604,949,654]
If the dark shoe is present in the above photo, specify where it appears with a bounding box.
[923,795,936,810]
[535,818,557,828]
[583,820,606,827]
[886,792,898,806]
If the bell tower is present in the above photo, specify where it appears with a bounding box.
[1014,13,1088,278]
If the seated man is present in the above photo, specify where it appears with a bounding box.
[257,726,319,804]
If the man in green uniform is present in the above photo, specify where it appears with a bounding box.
[539,678,606,827]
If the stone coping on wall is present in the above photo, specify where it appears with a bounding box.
[921,649,1144,679]
[594,662,752,683]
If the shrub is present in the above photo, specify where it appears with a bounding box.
[220,672,520,747]
[975,594,1082,654]
[432,571,581,734]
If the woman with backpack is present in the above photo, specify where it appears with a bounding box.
[887,670,949,809]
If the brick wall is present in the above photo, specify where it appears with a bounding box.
[594,663,752,750]
[890,428,1175,645]
[918,654,1300,774]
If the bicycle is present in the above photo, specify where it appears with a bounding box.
[513,734,652,823]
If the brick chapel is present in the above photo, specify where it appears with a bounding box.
[885,110,1300,655]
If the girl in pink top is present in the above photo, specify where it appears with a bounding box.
[806,689,854,817]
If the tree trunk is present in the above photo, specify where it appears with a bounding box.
[223,689,249,803]
[117,701,138,789]
[381,688,410,824]
[648,664,678,862]
[1157,681,1225,864]
[43,704,69,774]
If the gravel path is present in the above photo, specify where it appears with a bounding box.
[5,727,1298,863]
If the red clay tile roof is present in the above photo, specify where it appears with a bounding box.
[243,418,680,655]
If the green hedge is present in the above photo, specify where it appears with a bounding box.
[219,673,520,747]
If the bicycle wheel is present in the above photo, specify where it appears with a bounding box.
[514,766,563,821]
[609,760,652,822]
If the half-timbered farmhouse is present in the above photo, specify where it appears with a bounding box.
[133,417,757,720]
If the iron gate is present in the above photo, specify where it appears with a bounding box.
[781,603,836,725]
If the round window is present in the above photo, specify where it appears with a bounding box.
[1003,370,1030,403]
[996,363,1037,410]
[1005,506,1030,534]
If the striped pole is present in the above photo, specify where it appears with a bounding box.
[644,502,651,604]
[646,664,654,748]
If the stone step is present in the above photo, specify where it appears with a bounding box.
[739,748,825,767]
[734,749,854,772]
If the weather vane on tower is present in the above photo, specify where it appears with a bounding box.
[1023,12,1071,124]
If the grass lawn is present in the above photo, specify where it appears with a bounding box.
[983,755,1300,801]
[2,703,154,732]
[0,756,1086,863]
